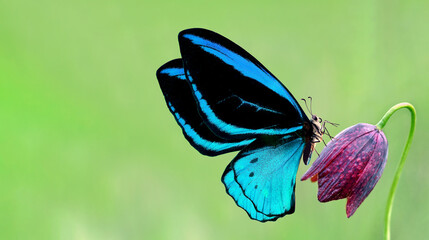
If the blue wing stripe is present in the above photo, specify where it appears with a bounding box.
[157,59,255,156]
[178,29,309,139]
[183,33,303,119]
[168,102,255,153]
[186,72,303,136]
[159,68,187,80]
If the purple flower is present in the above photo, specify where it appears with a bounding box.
[301,123,388,217]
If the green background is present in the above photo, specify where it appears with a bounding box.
[1,0,428,239]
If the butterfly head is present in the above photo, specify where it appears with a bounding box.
[300,97,339,165]
[301,97,325,164]
[311,115,323,136]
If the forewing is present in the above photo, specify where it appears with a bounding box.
[178,28,308,139]
[222,134,305,221]
[157,59,255,156]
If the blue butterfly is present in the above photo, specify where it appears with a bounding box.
[156,28,325,222]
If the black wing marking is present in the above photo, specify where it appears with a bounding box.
[157,59,255,156]
[178,28,309,139]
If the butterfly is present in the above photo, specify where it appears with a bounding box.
[156,28,327,222]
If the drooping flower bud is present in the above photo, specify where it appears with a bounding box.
[302,123,388,217]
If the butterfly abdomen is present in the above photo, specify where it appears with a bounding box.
[302,115,324,164]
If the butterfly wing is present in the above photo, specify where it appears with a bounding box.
[222,134,305,221]
[157,59,255,156]
[178,28,309,139]
[222,169,277,222]
[158,29,311,221]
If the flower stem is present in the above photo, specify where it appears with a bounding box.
[376,103,416,240]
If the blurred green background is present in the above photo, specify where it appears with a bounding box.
[1,0,428,239]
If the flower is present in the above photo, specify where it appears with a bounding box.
[301,123,388,217]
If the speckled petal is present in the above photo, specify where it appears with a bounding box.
[301,123,389,217]
[317,130,378,202]
[346,131,388,217]
[301,123,377,181]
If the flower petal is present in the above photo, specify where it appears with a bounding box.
[317,131,378,202]
[301,123,376,181]
[346,131,388,217]
[301,139,341,181]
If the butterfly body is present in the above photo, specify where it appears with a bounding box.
[157,28,321,222]
[302,115,325,164]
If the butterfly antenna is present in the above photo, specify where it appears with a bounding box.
[301,98,312,115]
[308,96,313,115]
[325,120,339,127]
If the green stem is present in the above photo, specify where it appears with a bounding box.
[376,103,416,240]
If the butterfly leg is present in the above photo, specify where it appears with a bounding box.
[314,148,320,156]
[321,137,328,146]
[324,126,334,140]
[322,120,339,140]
